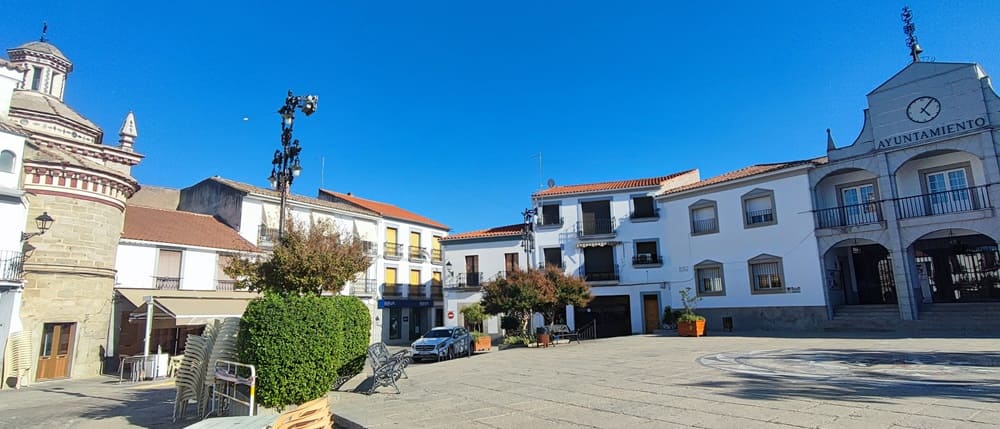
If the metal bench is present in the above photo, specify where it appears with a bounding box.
[547,324,581,344]
[366,343,409,394]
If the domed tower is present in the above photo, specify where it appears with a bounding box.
[2,32,143,382]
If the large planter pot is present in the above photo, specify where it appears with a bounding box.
[536,333,550,348]
[677,319,706,337]
[473,335,492,352]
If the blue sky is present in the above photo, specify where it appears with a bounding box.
[4,1,1000,233]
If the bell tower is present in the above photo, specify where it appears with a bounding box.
[5,24,73,100]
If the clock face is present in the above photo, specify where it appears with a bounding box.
[906,96,941,123]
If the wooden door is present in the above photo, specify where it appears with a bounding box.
[37,322,76,380]
[642,295,659,334]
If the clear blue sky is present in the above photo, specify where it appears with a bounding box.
[4,1,999,233]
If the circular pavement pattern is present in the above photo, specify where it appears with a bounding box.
[699,349,1000,386]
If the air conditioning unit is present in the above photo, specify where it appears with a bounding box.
[637,253,653,263]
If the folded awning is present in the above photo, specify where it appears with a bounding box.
[118,289,257,326]
[576,241,621,248]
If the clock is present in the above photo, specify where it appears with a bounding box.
[906,96,941,123]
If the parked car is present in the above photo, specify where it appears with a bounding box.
[410,327,472,362]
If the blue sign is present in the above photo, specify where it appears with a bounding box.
[378,299,434,309]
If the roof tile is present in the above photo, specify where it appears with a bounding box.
[123,205,259,252]
[318,190,449,230]
[659,157,827,196]
[440,223,524,241]
[532,170,697,197]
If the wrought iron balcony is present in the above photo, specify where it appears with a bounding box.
[430,249,443,264]
[815,202,884,229]
[450,272,483,288]
[745,209,775,226]
[384,242,403,260]
[349,278,377,296]
[577,218,616,238]
[692,218,718,234]
[630,208,660,220]
[580,264,619,283]
[536,216,564,228]
[258,224,279,248]
[408,246,427,262]
[407,284,426,298]
[632,254,663,266]
[154,276,181,290]
[382,283,405,297]
[895,185,992,219]
[215,280,239,291]
[431,285,443,299]
[0,250,24,282]
[361,240,378,256]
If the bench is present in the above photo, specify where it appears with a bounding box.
[366,342,410,394]
[547,324,581,344]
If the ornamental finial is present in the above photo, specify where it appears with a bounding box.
[902,6,923,63]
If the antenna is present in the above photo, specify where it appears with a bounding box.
[321,156,325,189]
[530,152,543,190]
[902,6,923,63]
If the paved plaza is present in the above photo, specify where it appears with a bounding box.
[0,333,997,428]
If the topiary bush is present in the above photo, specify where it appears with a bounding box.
[329,295,371,380]
[238,294,341,408]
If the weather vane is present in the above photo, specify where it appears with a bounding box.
[40,22,48,43]
[901,6,922,63]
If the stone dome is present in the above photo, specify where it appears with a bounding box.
[14,40,70,62]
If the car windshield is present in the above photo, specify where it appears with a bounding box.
[423,329,453,338]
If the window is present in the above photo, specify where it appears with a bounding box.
[431,236,442,263]
[630,196,657,219]
[924,166,973,214]
[155,249,182,290]
[580,200,614,236]
[385,227,400,259]
[432,271,442,287]
[465,255,480,286]
[504,253,519,272]
[689,199,719,235]
[542,247,562,268]
[0,150,15,173]
[742,189,776,227]
[748,254,785,293]
[633,240,661,265]
[694,260,725,296]
[216,254,237,291]
[408,231,423,260]
[540,204,561,226]
[582,246,617,282]
[31,66,42,91]
[839,182,879,225]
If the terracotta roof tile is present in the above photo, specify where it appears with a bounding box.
[440,223,524,241]
[532,169,697,197]
[318,189,449,230]
[659,157,827,196]
[123,205,259,252]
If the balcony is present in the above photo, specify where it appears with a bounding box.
[580,265,619,283]
[215,279,239,291]
[361,240,378,257]
[349,278,377,296]
[692,218,718,234]
[745,209,775,226]
[430,249,443,265]
[0,250,24,282]
[577,218,616,239]
[407,284,426,298]
[450,272,483,288]
[815,202,884,229]
[154,276,181,290]
[384,242,403,260]
[258,224,279,248]
[630,208,660,221]
[895,185,992,220]
[632,254,663,266]
[382,283,405,297]
[408,246,427,263]
[431,285,443,299]
[536,216,564,228]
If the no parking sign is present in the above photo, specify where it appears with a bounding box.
[447,311,455,319]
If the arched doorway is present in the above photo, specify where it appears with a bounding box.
[824,239,897,306]
[910,229,1000,303]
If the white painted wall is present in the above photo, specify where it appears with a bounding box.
[894,150,987,197]
[180,248,217,291]
[114,243,157,289]
[440,237,519,335]
[661,171,826,310]
[814,169,879,209]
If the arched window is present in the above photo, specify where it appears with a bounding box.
[0,150,15,173]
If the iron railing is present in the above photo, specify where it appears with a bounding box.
[578,218,616,237]
[431,285,443,299]
[0,250,24,282]
[408,246,427,262]
[632,254,663,265]
[382,283,404,297]
[430,249,443,264]
[894,185,992,219]
[745,209,774,225]
[258,224,279,247]
[692,218,718,234]
[361,240,378,256]
[536,216,564,227]
[580,264,619,282]
[452,272,482,288]
[630,208,660,220]
[349,278,377,296]
[154,276,181,290]
[215,280,239,291]
[577,319,598,341]
[815,202,884,229]
[383,242,403,260]
[407,284,425,298]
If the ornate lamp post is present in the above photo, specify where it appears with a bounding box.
[268,90,318,240]
[521,208,537,269]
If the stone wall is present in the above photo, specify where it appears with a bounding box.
[697,306,828,332]
[20,194,123,380]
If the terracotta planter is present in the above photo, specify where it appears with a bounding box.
[677,319,706,337]
[536,333,550,348]
[473,335,492,352]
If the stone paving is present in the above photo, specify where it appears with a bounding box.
[331,333,1000,428]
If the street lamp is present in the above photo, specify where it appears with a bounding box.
[21,212,55,241]
[521,208,537,269]
[269,90,318,240]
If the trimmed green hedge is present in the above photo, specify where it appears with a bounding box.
[329,295,371,379]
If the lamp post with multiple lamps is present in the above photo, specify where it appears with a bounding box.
[521,208,537,270]
[268,90,318,241]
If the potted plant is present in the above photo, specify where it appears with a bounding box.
[471,331,492,352]
[676,287,706,337]
[662,305,677,330]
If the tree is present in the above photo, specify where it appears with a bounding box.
[480,269,553,335]
[226,220,372,295]
[460,303,487,332]
[539,265,593,324]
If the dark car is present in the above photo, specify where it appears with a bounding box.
[410,327,472,362]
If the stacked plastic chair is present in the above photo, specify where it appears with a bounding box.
[201,318,241,417]
[171,317,242,422]
[5,331,32,389]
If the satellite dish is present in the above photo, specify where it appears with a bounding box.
[546,178,556,188]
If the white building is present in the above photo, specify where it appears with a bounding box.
[112,205,259,357]
[657,159,829,331]
[0,58,29,372]
[317,190,450,346]
[810,59,1000,322]
[529,170,700,337]
[439,224,525,336]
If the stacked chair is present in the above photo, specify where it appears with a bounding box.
[172,317,241,422]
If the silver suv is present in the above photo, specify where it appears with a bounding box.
[410,327,472,362]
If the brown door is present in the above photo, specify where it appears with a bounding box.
[37,322,76,380]
[642,295,659,334]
